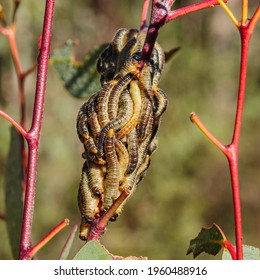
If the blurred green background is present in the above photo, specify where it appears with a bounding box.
[0,0,259,260]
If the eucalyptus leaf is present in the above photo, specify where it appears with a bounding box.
[186,223,226,258]
[73,240,112,260]
[4,126,23,259]
[223,245,260,260]
[50,40,108,99]
[59,224,78,260]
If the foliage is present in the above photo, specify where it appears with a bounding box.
[222,245,260,260]
[50,40,107,99]
[4,127,23,259]
[186,224,225,258]
[73,240,112,260]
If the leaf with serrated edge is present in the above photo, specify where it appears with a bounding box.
[50,40,108,99]
[4,126,23,259]
[223,245,260,260]
[73,240,112,260]
[186,223,226,258]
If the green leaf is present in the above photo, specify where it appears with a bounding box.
[73,240,112,260]
[50,40,107,99]
[186,223,226,258]
[4,126,23,259]
[59,224,78,260]
[223,245,260,260]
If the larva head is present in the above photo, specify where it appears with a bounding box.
[115,30,165,91]
[96,28,139,85]
[133,31,165,91]
[79,217,92,241]
[78,162,101,241]
[96,28,165,89]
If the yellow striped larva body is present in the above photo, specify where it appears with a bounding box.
[77,27,167,240]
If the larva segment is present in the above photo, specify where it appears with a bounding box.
[88,111,101,140]
[86,161,105,197]
[98,88,133,157]
[125,128,139,175]
[149,87,168,142]
[77,102,90,143]
[136,90,153,141]
[77,103,98,155]
[136,154,151,185]
[117,80,142,140]
[102,129,120,210]
[97,81,115,127]
[108,72,134,120]
[114,138,129,188]
[97,28,139,85]
[78,162,100,240]
[85,93,101,139]
[153,87,168,120]
[77,27,168,239]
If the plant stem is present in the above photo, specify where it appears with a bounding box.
[190,113,226,154]
[224,239,237,260]
[167,0,228,22]
[226,150,243,259]
[225,22,253,260]
[140,0,150,30]
[0,110,28,138]
[87,190,130,242]
[217,0,239,27]
[27,219,69,259]
[247,6,260,35]
[241,0,248,25]
[139,0,229,68]
[191,3,259,260]
[19,0,55,260]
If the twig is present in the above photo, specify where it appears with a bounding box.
[167,0,228,22]
[0,110,28,138]
[25,219,69,259]
[190,113,226,154]
[87,190,130,242]
[139,0,228,68]
[19,0,55,260]
[191,2,259,260]
[140,0,150,30]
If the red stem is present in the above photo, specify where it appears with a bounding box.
[224,239,237,260]
[26,219,69,259]
[167,0,228,22]
[0,110,28,137]
[19,0,55,260]
[139,0,228,68]
[87,190,130,242]
[140,0,150,30]
[224,24,252,261]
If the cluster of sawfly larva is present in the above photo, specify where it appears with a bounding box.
[76,28,167,240]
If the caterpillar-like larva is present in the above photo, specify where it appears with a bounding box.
[77,28,167,240]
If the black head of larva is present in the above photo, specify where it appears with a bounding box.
[97,28,139,85]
